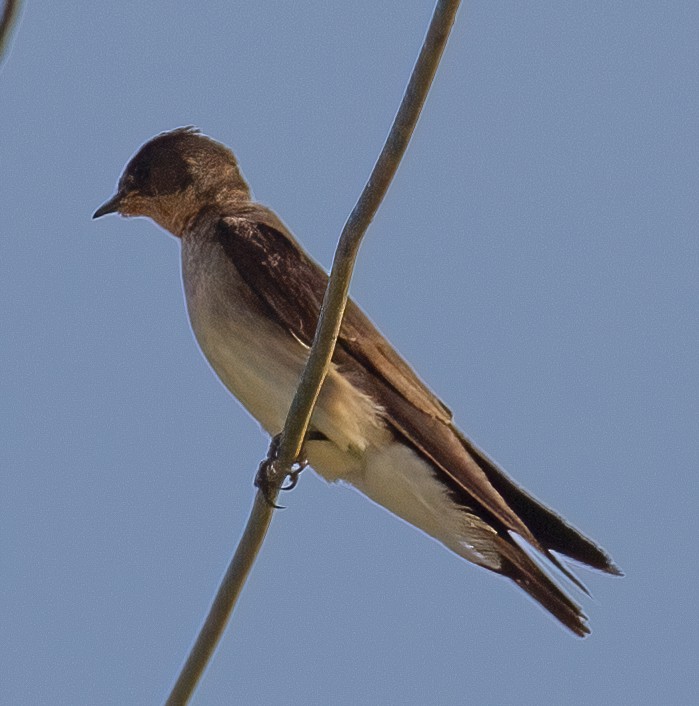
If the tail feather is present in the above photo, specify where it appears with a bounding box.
[542,549,592,596]
[459,433,622,576]
[495,538,591,637]
[453,434,622,635]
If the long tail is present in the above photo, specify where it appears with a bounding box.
[459,433,622,576]
[455,434,621,636]
[492,535,592,637]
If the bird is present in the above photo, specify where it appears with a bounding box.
[94,127,621,636]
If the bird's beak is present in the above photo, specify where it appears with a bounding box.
[93,192,123,219]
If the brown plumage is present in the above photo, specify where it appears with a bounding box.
[94,127,621,637]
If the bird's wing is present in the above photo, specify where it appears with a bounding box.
[216,213,620,578]
[216,214,538,540]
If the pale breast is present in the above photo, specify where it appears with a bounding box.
[180,232,389,457]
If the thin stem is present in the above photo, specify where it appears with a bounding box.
[164,2,462,703]
[277,0,460,469]
[164,494,273,706]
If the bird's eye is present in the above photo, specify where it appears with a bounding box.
[132,164,149,185]
[121,159,150,192]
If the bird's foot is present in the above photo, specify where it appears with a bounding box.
[254,434,308,508]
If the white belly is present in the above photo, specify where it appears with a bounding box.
[180,237,497,569]
[181,238,389,465]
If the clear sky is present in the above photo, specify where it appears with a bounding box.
[2,2,697,704]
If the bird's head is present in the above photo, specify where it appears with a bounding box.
[93,127,250,236]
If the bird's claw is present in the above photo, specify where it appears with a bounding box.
[254,434,308,508]
[280,456,308,491]
[255,456,285,508]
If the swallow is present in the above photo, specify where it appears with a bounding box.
[94,127,621,636]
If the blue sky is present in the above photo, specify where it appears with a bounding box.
[2,2,697,704]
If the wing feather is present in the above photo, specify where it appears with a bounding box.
[216,214,535,541]
[215,211,620,579]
